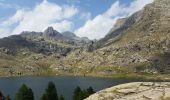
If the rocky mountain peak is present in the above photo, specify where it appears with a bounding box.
[112,18,127,31]
[61,31,90,42]
[44,27,59,36]
[43,27,63,39]
[44,27,55,33]
[62,31,77,39]
[107,18,127,36]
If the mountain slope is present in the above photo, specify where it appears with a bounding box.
[0,27,90,76]
[95,0,170,48]
[54,0,170,77]
[1,0,170,78]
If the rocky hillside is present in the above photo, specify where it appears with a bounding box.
[0,27,90,76]
[0,27,90,55]
[0,0,170,78]
[85,82,170,100]
[55,0,170,77]
[96,0,170,48]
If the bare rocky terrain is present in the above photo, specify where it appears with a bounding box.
[0,0,170,79]
[85,82,170,100]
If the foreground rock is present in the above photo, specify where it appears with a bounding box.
[85,82,170,100]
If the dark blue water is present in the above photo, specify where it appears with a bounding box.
[0,76,142,100]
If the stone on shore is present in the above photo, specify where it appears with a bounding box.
[85,82,170,100]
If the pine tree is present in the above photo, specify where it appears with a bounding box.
[59,95,64,100]
[40,81,58,100]
[86,87,95,96]
[15,84,34,100]
[73,86,95,100]
[73,86,82,100]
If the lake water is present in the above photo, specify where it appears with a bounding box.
[0,76,143,100]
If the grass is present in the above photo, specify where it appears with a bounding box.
[110,72,170,81]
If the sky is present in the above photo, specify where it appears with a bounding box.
[0,0,154,40]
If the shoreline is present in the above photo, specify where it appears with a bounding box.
[0,73,170,82]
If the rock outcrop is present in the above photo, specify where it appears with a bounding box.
[85,82,170,100]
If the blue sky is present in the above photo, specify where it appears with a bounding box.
[0,0,153,39]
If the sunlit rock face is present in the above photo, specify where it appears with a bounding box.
[85,82,170,100]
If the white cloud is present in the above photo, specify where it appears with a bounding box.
[63,5,79,19]
[0,0,78,37]
[124,0,154,15]
[80,12,91,20]
[50,20,73,32]
[0,28,11,38]
[0,0,154,39]
[76,15,118,40]
[75,0,154,40]
[104,1,122,17]
[2,9,25,26]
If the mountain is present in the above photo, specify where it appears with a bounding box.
[61,31,91,43]
[43,27,65,40]
[53,0,170,78]
[0,0,170,79]
[62,31,77,39]
[0,28,81,55]
[0,27,91,76]
[96,0,170,48]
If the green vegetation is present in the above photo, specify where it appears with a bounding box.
[59,95,65,100]
[0,81,96,100]
[40,81,58,100]
[15,84,34,100]
[73,86,95,100]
